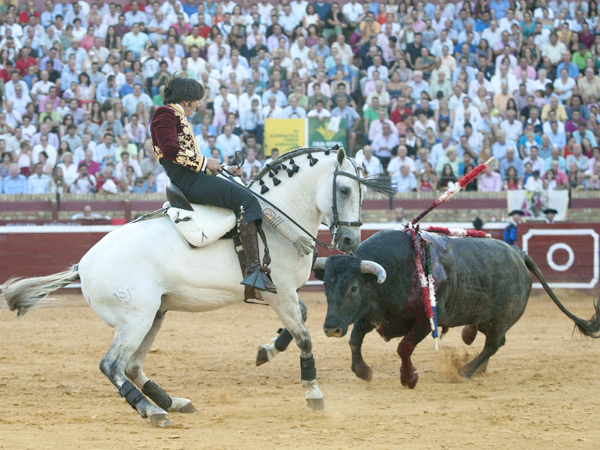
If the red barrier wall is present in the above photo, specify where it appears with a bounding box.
[518,223,600,290]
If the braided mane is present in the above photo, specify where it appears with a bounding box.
[251,147,334,185]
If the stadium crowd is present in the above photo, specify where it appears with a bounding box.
[0,0,599,196]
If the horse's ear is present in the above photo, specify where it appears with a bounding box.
[336,147,346,166]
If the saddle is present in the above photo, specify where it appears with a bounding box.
[163,183,237,248]
[163,183,268,304]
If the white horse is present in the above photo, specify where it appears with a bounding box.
[2,148,364,427]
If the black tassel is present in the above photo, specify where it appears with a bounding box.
[324,149,331,155]
[287,168,294,177]
[269,170,274,178]
[273,177,281,186]
[309,157,318,166]
[292,164,299,173]
[261,185,270,194]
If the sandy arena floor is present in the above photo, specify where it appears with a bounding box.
[0,291,599,449]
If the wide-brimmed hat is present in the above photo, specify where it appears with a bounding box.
[509,209,524,216]
[543,208,558,215]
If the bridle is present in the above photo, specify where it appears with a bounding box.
[327,158,364,246]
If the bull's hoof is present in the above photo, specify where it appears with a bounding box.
[306,398,325,411]
[462,324,478,346]
[401,372,418,389]
[256,346,270,366]
[149,413,170,427]
[352,364,373,382]
[457,365,473,379]
[176,402,197,414]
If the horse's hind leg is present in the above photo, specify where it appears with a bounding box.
[125,310,197,414]
[99,314,171,427]
[256,298,307,366]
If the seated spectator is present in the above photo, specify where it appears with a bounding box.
[330,95,360,155]
[71,205,110,221]
[392,164,417,193]
[70,163,97,194]
[360,145,383,176]
[504,166,522,190]
[435,147,462,176]
[499,147,524,179]
[438,163,458,191]
[478,165,503,192]
[584,162,600,190]
[524,169,544,192]
[2,163,28,194]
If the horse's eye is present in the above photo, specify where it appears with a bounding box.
[340,187,350,195]
[350,285,358,293]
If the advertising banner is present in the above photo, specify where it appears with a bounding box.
[307,118,347,149]
[263,119,306,156]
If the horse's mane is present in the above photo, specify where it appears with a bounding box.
[251,147,334,183]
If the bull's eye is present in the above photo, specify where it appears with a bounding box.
[340,187,350,195]
[350,285,358,293]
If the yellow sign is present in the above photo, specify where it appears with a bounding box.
[264,119,307,156]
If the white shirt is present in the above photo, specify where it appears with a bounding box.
[342,2,363,22]
[388,156,416,175]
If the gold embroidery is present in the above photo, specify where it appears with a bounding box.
[166,103,204,172]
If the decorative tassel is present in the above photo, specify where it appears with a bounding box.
[287,167,294,177]
[259,179,269,194]
[307,153,318,166]
[426,226,490,239]
[272,177,281,186]
[425,243,439,350]
[290,159,299,173]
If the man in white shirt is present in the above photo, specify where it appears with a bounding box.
[431,30,454,57]
[290,0,308,19]
[30,70,54,103]
[213,85,239,113]
[125,1,148,27]
[307,100,331,121]
[360,145,383,176]
[342,0,362,25]
[368,110,398,143]
[388,145,416,175]
[221,54,249,85]
[290,36,310,62]
[216,124,242,158]
[262,95,284,119]
[481,20,502,48]
[282,97,307,119]
[28,163,51,194]
[238,83,262,112]
[500,110,524,143]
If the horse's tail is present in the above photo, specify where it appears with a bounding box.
[1,265,80,318]
[524,255,600,338]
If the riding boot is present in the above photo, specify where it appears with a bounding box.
[239,220,277,293]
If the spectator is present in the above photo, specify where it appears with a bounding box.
[70,163,97,194]
[71,205,110,221]
[478,165,503,192]
[2,163,28,194]
[392,164,417,193]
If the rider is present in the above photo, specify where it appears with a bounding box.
[150,75,276,293]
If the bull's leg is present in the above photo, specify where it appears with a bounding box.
[256,299,307,366]
[462,324,478,345]
[349,317,375,381]
[397,320,431,389]
[99,312,171,427]
[268,292,323,411]
[125,311,197,414]
[458,326,506,379]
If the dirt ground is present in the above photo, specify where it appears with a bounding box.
[0,290,599,450]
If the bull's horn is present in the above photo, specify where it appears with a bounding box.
[312,257,328,271]
[360,261,387,284]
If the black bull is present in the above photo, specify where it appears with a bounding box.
[313,230,600,388]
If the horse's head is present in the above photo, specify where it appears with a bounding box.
[317,148,364,254]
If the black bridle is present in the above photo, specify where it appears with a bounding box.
[327,159,364,245]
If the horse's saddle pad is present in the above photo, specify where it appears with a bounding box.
[163,202,236,248]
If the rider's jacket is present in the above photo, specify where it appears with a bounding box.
[150,103,207,173]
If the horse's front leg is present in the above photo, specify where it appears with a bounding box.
[267,291,324,411]
[256,299,307,366]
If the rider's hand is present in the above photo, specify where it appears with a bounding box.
[228,164,244,177]
[206,158,222,173]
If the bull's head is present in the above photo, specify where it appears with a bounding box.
[313,256,386,338]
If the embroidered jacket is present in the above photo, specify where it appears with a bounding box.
[150,103,207,172]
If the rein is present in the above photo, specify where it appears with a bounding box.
[219,166,334,250]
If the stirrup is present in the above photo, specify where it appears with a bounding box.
[241,269,277,293]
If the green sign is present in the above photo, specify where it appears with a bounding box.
[307,118,346,149]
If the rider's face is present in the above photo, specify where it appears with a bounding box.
[181,100,199,117]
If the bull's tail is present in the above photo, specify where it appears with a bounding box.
[1,265,80,318]
[524,255,600,338]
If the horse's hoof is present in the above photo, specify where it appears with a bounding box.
[306,397,325,411]
[352,364,373,382]
[256,346,270,366]
[149,413,170,427]
[462,324,478,346]
[401,372,418,389]
[176,402,197,414]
